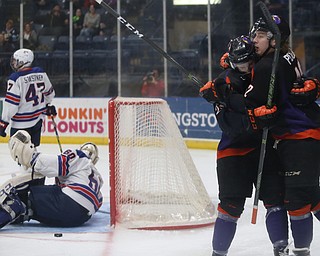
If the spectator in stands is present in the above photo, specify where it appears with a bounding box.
[33,4,69,37]
[2,19,19,52]
[23,23,38,50]
[80,4,101,37]
[141,69,165,97]
[73,8,84,37]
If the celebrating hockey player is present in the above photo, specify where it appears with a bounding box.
[245,15,320,256]
[200,35,287,256]
[0,130,103,228]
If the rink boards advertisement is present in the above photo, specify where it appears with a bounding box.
[0,97,221,147]
[42,97,221,143]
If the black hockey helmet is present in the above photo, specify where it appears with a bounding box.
[228,35,254,65]
[249,15,290,44]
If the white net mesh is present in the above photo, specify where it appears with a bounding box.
[109,97,215,229]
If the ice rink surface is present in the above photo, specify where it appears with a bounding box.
[0,143,319,256]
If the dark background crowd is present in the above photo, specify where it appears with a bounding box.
[0,0,319,98]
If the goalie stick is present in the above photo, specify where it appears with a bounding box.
[251,1,281,224]
[94,0,203,89]
[0,172,44,204]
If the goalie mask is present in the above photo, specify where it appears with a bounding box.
[79,142,99,165]
[10,48,34,72]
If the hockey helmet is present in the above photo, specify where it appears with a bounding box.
[228,35,254,72]
[228,35,254,64]
[10,48,34,71]
[249,15,290,44]
[79,142,99,165]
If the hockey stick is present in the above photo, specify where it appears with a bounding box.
[251,1,281,224]
[94,0,203,89]
[51,116,63,153]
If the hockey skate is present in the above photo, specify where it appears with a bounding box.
[212,251,226,256]
[291,248,310,256]
[274,247,289,256]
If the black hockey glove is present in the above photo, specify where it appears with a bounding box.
[200,79,233,104]
[247,105,278,130]
[289,78,320,106]
[45,104,57,117]
[199,81,219,104]
[214,78,233,103]
[0,119,9,137]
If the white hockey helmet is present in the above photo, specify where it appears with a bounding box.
[79,142,99,165]
[10,48,34,71]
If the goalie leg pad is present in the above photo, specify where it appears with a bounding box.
[0,189,25,229]
[8,130,37,168]
[0,172,45,205]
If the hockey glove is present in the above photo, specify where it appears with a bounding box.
[219,52,230,69]
[289,78,320,106]
[0,119,9,137]
[199,81,219,104]
[247,105,277,130]
[45,104,57,117]
[214,78,233,103]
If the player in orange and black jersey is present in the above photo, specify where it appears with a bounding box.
[245,15,320,256]
[200,35,288,256]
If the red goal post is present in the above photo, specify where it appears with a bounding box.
[108,97,216,229]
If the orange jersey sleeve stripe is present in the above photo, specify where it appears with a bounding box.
[217,147,255,159]
[288,204,311,217]
[274,128,320,140]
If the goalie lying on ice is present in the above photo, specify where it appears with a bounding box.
[0,130,103,228]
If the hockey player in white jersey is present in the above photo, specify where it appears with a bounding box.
[0,130,103,228]
[0,48,56,147]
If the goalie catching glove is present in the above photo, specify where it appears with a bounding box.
[289,77,320,106]
[8,130,39,168]
[247,105,278,130]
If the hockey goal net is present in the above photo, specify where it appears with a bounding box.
[108,97,215,229]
